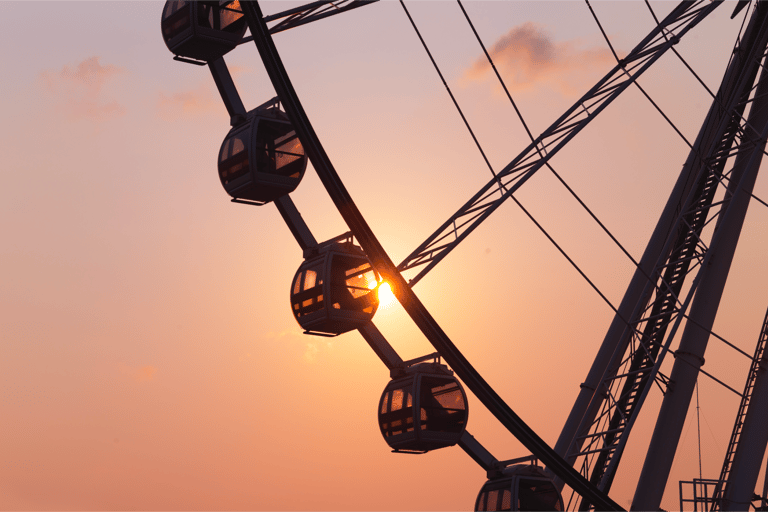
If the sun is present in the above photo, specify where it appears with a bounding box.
[377,281,397,309]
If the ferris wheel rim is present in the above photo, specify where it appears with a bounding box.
[240,1,624,509]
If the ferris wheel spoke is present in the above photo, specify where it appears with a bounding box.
[562,16,768,504]
[255,0,379,36]
[397,0,721,288]
[241,1,629,508]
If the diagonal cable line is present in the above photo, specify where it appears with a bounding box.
[399,0,501,186]
[586,0,768,358]
[643,0,768,209]
[458,0,757,371]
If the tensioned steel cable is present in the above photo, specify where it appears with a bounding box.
[455,0,650,279]
[404,0,752,398]
[242,3,625,507]
[586,0,768,366]
[643,0,768,209]
[401,0,636,331]
[449,0,759,396]
[452,2,753,402]
[403,0,739,397]
[455,0,755,370]
[402,0,729,464]
[455,0,693,333]
[585,0,692,149]
[398,0,501,186]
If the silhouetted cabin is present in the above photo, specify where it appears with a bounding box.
[291,240,379,335]
[161,0,247,63]
[219,102,307,204]
[475,465,564,511]
[379,362,468,453]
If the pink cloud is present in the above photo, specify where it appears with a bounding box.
[119,364,158,383]
[39,56,126,120]
[463,23,616,96]
[134,365,158,382]
[156,83,219,121]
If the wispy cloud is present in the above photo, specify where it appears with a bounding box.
[39,56,126,121]
[134,365,158,382]
[156,82,219,121]
[120,364,158,383]
[463,23,615,96]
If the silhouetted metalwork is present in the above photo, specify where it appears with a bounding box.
[218,98,307,204]
[395,0,719,288]
[710,305,768,510]
[262,0,379,35]
[161,0,246,63]
[476,464,564,512]
[379,361,467,453]
[161,1,768,510]
[241,0,623,507]
[290,235,379,336]
[679,479,720,512]
[540,5,768,508]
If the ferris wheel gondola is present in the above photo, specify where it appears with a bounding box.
[218,101,307,204]
[161,0,247,64]
[161,0,768,510]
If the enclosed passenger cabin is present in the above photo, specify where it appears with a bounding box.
[161,1,247,63]
[379,362,468,453]
[219,101,307,204]
[291,238,379,336]
[475,464,563,511]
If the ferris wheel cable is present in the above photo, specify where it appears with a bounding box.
[670,350,744,397]
[395,0,721,289]
[644,0,768,175]
[242,3,624,509]
[401,0,722,475]
[696,382,703,481]
[457,0,768,371]
[457,0,721,343]
[586,0,693,151]
[644,0,716,100]
[584,0,620,63]
[455,0,535,145]
[398,0,502,187]
[458,0,752,366]
[510,195,626,324]
[503,195,752,398]
[750,191,768,208]
[586,0,768,315]
[682,314,755,361]
[455,0,651,280]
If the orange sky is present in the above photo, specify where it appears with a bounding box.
[2,1,768,510]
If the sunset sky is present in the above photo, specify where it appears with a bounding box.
[3,1,768,510]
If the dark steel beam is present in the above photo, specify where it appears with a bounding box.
[263,0,379,35]
[242,1,624,508]
[396,1,721,288]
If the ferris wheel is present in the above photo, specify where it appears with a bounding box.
[160,1,768,510]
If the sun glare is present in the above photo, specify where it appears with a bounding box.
[377,281,397,309]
